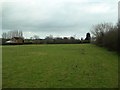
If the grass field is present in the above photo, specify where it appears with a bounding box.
[2,44,118,88]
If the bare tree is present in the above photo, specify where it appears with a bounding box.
[2,30,23,39]
[33,35,39,40]
[91,23,114,38]
[2,32,7,39]
[91,22,118,51]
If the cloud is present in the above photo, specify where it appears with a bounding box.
[1,0,118,38]
[119,1,120,20]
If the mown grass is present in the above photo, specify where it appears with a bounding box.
[2,44,118,88]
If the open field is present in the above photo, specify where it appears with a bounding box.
[2,44,118,88]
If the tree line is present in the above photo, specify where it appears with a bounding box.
[1,30,91,45]
[23,33,91,44]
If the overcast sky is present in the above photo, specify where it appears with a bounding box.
[0,0,119,39]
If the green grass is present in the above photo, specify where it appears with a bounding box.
[2,44,118,88]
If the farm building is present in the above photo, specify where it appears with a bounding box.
[6,37,24,44]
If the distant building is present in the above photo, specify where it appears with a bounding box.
[6,37,24,44]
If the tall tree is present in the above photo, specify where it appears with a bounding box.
[85,32,91,41]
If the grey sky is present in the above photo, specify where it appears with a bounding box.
[1,0,118,39]
[118,1,120,21]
